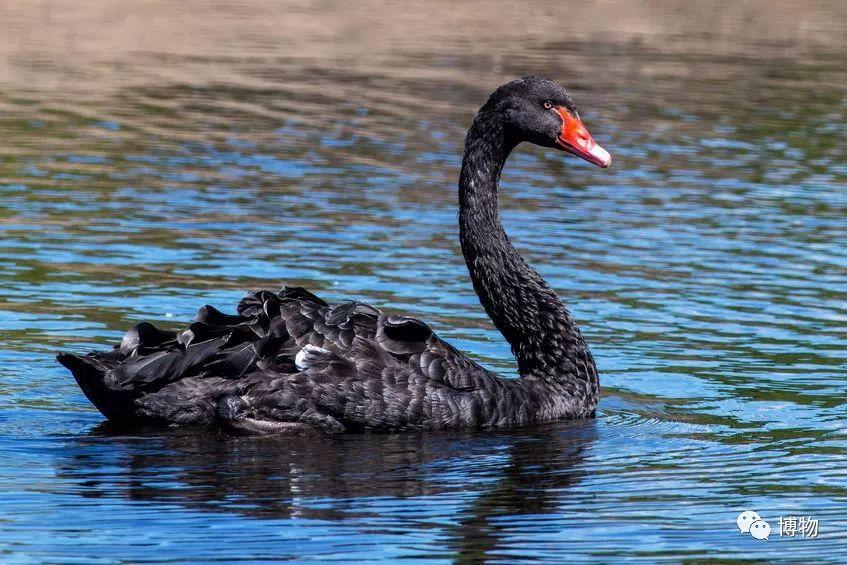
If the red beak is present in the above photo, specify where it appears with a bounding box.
[553,107,611,168]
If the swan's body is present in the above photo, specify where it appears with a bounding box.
[58,77,611,433]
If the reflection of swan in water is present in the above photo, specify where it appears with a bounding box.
[446,423,596,562]
[56,421,596,554]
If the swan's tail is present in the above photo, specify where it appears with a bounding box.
[57,352,137,422]
[57,287,335,428]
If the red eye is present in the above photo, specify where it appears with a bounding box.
[543,101,553,110]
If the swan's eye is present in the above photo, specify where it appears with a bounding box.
[543,101,553,110]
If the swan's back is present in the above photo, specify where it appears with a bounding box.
[59,287,555,432]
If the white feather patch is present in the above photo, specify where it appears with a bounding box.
[294,345,331,370]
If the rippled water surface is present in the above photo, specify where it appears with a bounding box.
[1,1,846,561]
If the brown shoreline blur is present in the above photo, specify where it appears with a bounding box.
[0,0,845,92]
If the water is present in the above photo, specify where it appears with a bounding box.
[1,1,846,561]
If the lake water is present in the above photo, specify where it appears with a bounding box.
[1,1,845,561]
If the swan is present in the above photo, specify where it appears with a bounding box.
[58,77,612,433]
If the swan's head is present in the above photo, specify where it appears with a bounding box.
[485,76,611,168]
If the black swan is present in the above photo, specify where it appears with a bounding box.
[58,77,611,433]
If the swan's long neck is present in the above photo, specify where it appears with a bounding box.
[458,110,598,403]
